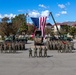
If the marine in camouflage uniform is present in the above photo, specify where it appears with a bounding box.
[57,41,61,53]
[8,42,12,52]
[44,46,47,57]
[20,42,24,50]
[11,42,16,52]
[4,43,7,53]
[29,48,32,57]
[34,45,37,57]
[39,46,42,57]
[15,42,18,50]
[61,41,65,53]
[65,42,68,53]
[49,40,53,50]
[0,43,3,53]
[68,41,72,53]
[52,40,55,50]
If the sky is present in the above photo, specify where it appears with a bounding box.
[0,0,76,24]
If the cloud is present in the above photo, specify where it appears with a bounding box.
[66,2,70,5]
[56,2,69,17]
[28,10,50,17]
[29,10,40,17]
[41,10,49,16]
[18,10,26,12]
[0,14,3,18]
[58,4,65,9]
[0,14,16,19]
[61,11,67,14]
[56,11,67,17]
[39,4,46,8]
[56,13,60,17]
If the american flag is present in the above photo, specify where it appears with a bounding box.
[39,17,47,37]
[31,16,47,37]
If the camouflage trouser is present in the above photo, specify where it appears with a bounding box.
[15,45,18,50]
[29,51,32,57]
[69,46,72,52]
[34,52,37,57]
[4,45,7,53]
[11,44,16,52]
[44,51,47,57]
[0,46,3,53]
[29,48,32,57]
[9,45,12,52]
[39,52,42,57]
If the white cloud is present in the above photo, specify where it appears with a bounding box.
[66,2,70,5]
[18,10,26,12]
[0,14,3,18]
[0,13,16,19]
[41,10,49,16]
[61,11,67,14]
[56,11,67,17]
[47,17,49,20]
[58,4,65,9]
[56,13,60,17]
[28,10,50,17]
[29,10,40,17]
[39,4,46,8]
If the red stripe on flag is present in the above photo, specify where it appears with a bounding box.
[39,17,47,37]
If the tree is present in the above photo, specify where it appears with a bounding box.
[69,27,76,38]
[20,22,28,34]
[27,24,34,35]
[0,17,11,37]
[45,27,54,36]
[11,14,27,34]
[0,14,28,38]
[2,17,9,22]
[60,25,70,35]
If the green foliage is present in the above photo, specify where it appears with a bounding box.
[1,17,9,22]
[60,25,70,35]
[45,27,54,36]
[20,22,28,33]
[27,24,34,35]
[69,27,76,38]
[11,14,27,34]
[0,14,27,37]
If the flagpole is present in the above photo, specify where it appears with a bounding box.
[26,13,29,24]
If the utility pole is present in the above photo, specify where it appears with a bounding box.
[49,12,61,37]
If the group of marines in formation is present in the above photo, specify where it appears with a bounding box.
[29,46,47,57]
[0,41,26,53]
[0,38,74,55]
[46,40,74,53]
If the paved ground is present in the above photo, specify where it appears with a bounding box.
[0,40,76,75]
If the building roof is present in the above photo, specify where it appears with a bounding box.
[46,23,52,26]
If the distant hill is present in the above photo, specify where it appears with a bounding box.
[46,21,76,26]
[62,21,76,26]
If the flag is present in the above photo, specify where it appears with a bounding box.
[31,17,39,28]
[31,17,47,37]
[39,17,47,37]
